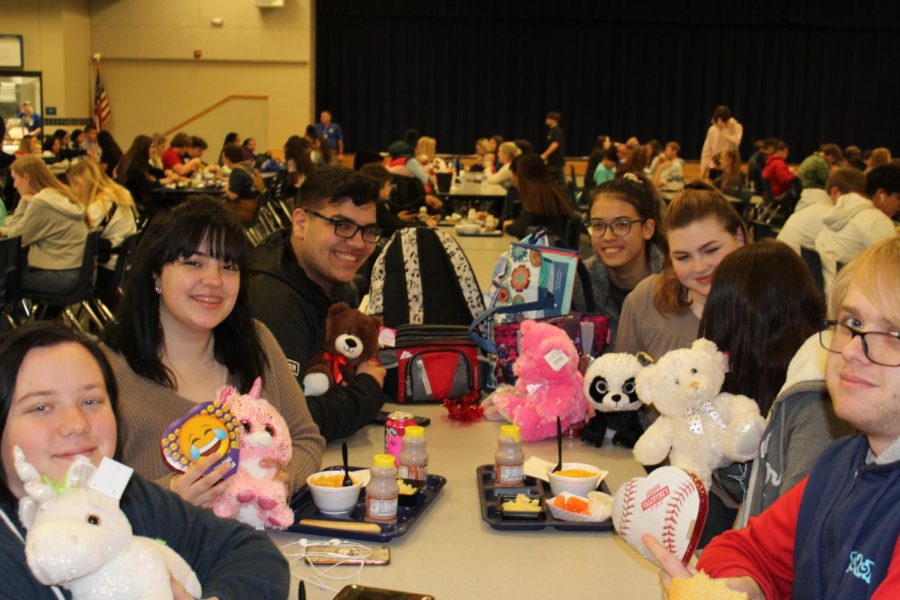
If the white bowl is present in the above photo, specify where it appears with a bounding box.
[547,462,603,497]
[306,469,363,515]
[455,223,480,235]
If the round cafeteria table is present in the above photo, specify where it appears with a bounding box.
[269,403,660,600]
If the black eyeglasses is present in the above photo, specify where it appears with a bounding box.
[819,319,900,367]
[307,210,381,243]
[586,218,644,238]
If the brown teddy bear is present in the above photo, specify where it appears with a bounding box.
[302,302,383,397]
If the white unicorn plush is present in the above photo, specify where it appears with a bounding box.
[14,447,201,600]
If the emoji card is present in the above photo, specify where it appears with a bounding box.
[160,399,240,478]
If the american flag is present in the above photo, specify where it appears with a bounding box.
[93,69,111,129]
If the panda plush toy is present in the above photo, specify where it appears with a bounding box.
[581,352,653,448]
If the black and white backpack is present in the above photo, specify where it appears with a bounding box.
[366,227,487,335]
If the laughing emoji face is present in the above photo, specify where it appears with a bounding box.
[180,414,229,462]
[161,400,240,472]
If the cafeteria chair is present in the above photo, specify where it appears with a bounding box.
[87,232,141,327]
[800,246,825,294]
[18,231,102,332]
[0,235,21,329]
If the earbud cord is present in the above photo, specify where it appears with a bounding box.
[280,539,372,593]
[0,506,66,600]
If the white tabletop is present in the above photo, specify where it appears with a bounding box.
[438,179,507,198]
[271,403,660,600]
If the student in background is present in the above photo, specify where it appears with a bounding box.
[0,155,88,296]
[504,153,574,239]
[700,105,743,179]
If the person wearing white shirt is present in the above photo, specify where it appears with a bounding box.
[815,163,899,293]
[778,168,864,254]
[700,105,743,179]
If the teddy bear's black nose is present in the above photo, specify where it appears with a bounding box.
[345,338,357,349]
[611,394,621,403]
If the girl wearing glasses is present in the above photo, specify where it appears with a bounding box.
[615,182,747,360]
[103,197,324,508]
[572,173,665,338]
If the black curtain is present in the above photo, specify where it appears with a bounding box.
[316,1,900,161]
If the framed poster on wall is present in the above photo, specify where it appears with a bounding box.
[0,35,24,69]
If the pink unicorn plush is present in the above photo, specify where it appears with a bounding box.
[210,378,294,530]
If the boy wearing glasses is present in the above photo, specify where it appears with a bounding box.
[248,166,387,442]
[646,237,900,599]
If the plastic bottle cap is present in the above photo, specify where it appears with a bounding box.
[404,425,425,438]
[373,453,396,468]
[499,424,521,440]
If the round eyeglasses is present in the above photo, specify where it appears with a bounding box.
[307,210,381,243]
[819,320,900,367]
[586,218,644,238]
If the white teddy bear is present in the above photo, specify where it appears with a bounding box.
[632,338,765,488]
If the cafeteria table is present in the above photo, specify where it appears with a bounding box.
[270,403,661,600]
[435,178,508,214]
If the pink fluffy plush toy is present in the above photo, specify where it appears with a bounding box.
[210,378,294,530]
[483,320,588,442]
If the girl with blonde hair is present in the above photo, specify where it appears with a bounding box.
[67,159,138,283]
[0,155,88,294]
[485,141,521,187]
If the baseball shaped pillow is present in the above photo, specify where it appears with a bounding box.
[612,466,707,565]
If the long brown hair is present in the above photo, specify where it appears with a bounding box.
[511,154,574,220]
[716,149,743,193]
[653,182,749,315]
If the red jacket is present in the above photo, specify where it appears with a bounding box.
[762,155,796,197]
[697,477,900,599]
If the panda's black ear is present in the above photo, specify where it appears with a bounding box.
[636,352,654,367]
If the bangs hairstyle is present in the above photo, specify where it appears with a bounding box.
[104,196,267,391]
[829,236,900,328]
[700,240,824,417]
[653,181,749,315]
[0,322,119,509]
[590,173,666,252]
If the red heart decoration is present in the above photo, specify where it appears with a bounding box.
[612,466,708,565]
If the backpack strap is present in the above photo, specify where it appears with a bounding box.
[400,228,423,324]
[468,294,558,355]
[434,229,487,333]
[98,202,118,230]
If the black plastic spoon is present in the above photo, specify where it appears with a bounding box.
[553,417,563,473]
[341,441,353,486]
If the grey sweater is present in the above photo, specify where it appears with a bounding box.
[738,333,854,527]
[571,244,665,339]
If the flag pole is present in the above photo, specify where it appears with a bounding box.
[91,53,100,129]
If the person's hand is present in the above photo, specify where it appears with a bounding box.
[425,194,443,210]
[425,218,438,229]
[170,572,197,600]
[502,219,514,233]
[169,454,231,507]
[642,534,764,599]
[259,458,290,483]
[397,210,417,222]
[357,358,387,387]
